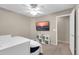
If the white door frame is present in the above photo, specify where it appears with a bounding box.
[56,14,70,45]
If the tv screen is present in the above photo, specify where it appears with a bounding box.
[36,21,49,31]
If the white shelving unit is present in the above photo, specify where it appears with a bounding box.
[36,34,51,44]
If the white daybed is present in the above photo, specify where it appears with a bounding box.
[0,35,42,55]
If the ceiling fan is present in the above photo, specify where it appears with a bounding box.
[25,4,43,16]
[29,4,38,8]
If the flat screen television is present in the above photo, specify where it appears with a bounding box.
[36,21,49,31]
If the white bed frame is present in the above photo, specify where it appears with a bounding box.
[0,42,30,55]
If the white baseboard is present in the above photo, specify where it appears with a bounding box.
[58,40,69,44]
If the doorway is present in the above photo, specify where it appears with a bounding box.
[57,16,70,44]
[56,9,76,55]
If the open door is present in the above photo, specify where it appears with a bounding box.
[69,9,76,55]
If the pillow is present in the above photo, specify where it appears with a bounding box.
[0,35,12,44]
[0,34,11,39]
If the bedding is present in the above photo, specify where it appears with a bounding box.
[0,35,30,51]
[0,35,42,55]
[0,35,11,40]
[13,36,42,55]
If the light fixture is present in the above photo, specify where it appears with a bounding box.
[30,11,38,15]
[25,4,43,16]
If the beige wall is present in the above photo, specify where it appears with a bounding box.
[0,7,73,45]
[30,9,72,45]
[0,8,31,38]
[57,16,69,43]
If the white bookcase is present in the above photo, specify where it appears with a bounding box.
[36,34,51,44]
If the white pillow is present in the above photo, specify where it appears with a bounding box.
[0,34,11,39]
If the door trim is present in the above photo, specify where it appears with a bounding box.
[74,10,76,55]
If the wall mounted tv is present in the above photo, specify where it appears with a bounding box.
[36,21,49,31]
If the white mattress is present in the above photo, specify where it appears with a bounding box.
[13,36,43,54]
[0,35,42,55]
[0,36,30,50]
[13,36,41,47]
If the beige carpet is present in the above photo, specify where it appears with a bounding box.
[42,42,72,55]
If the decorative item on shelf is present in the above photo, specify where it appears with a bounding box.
[36,35,39,39]
[36,35,41,43]
[45,36,49,44]
[45,41,48,44]
[36,34,50,44]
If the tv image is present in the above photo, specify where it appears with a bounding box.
[36,21,49,31]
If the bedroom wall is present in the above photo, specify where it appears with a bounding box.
[0,7,73,45]
[0,8,31,38]
[30,9,72,45]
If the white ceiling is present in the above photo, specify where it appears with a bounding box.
[0,4,75,17]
